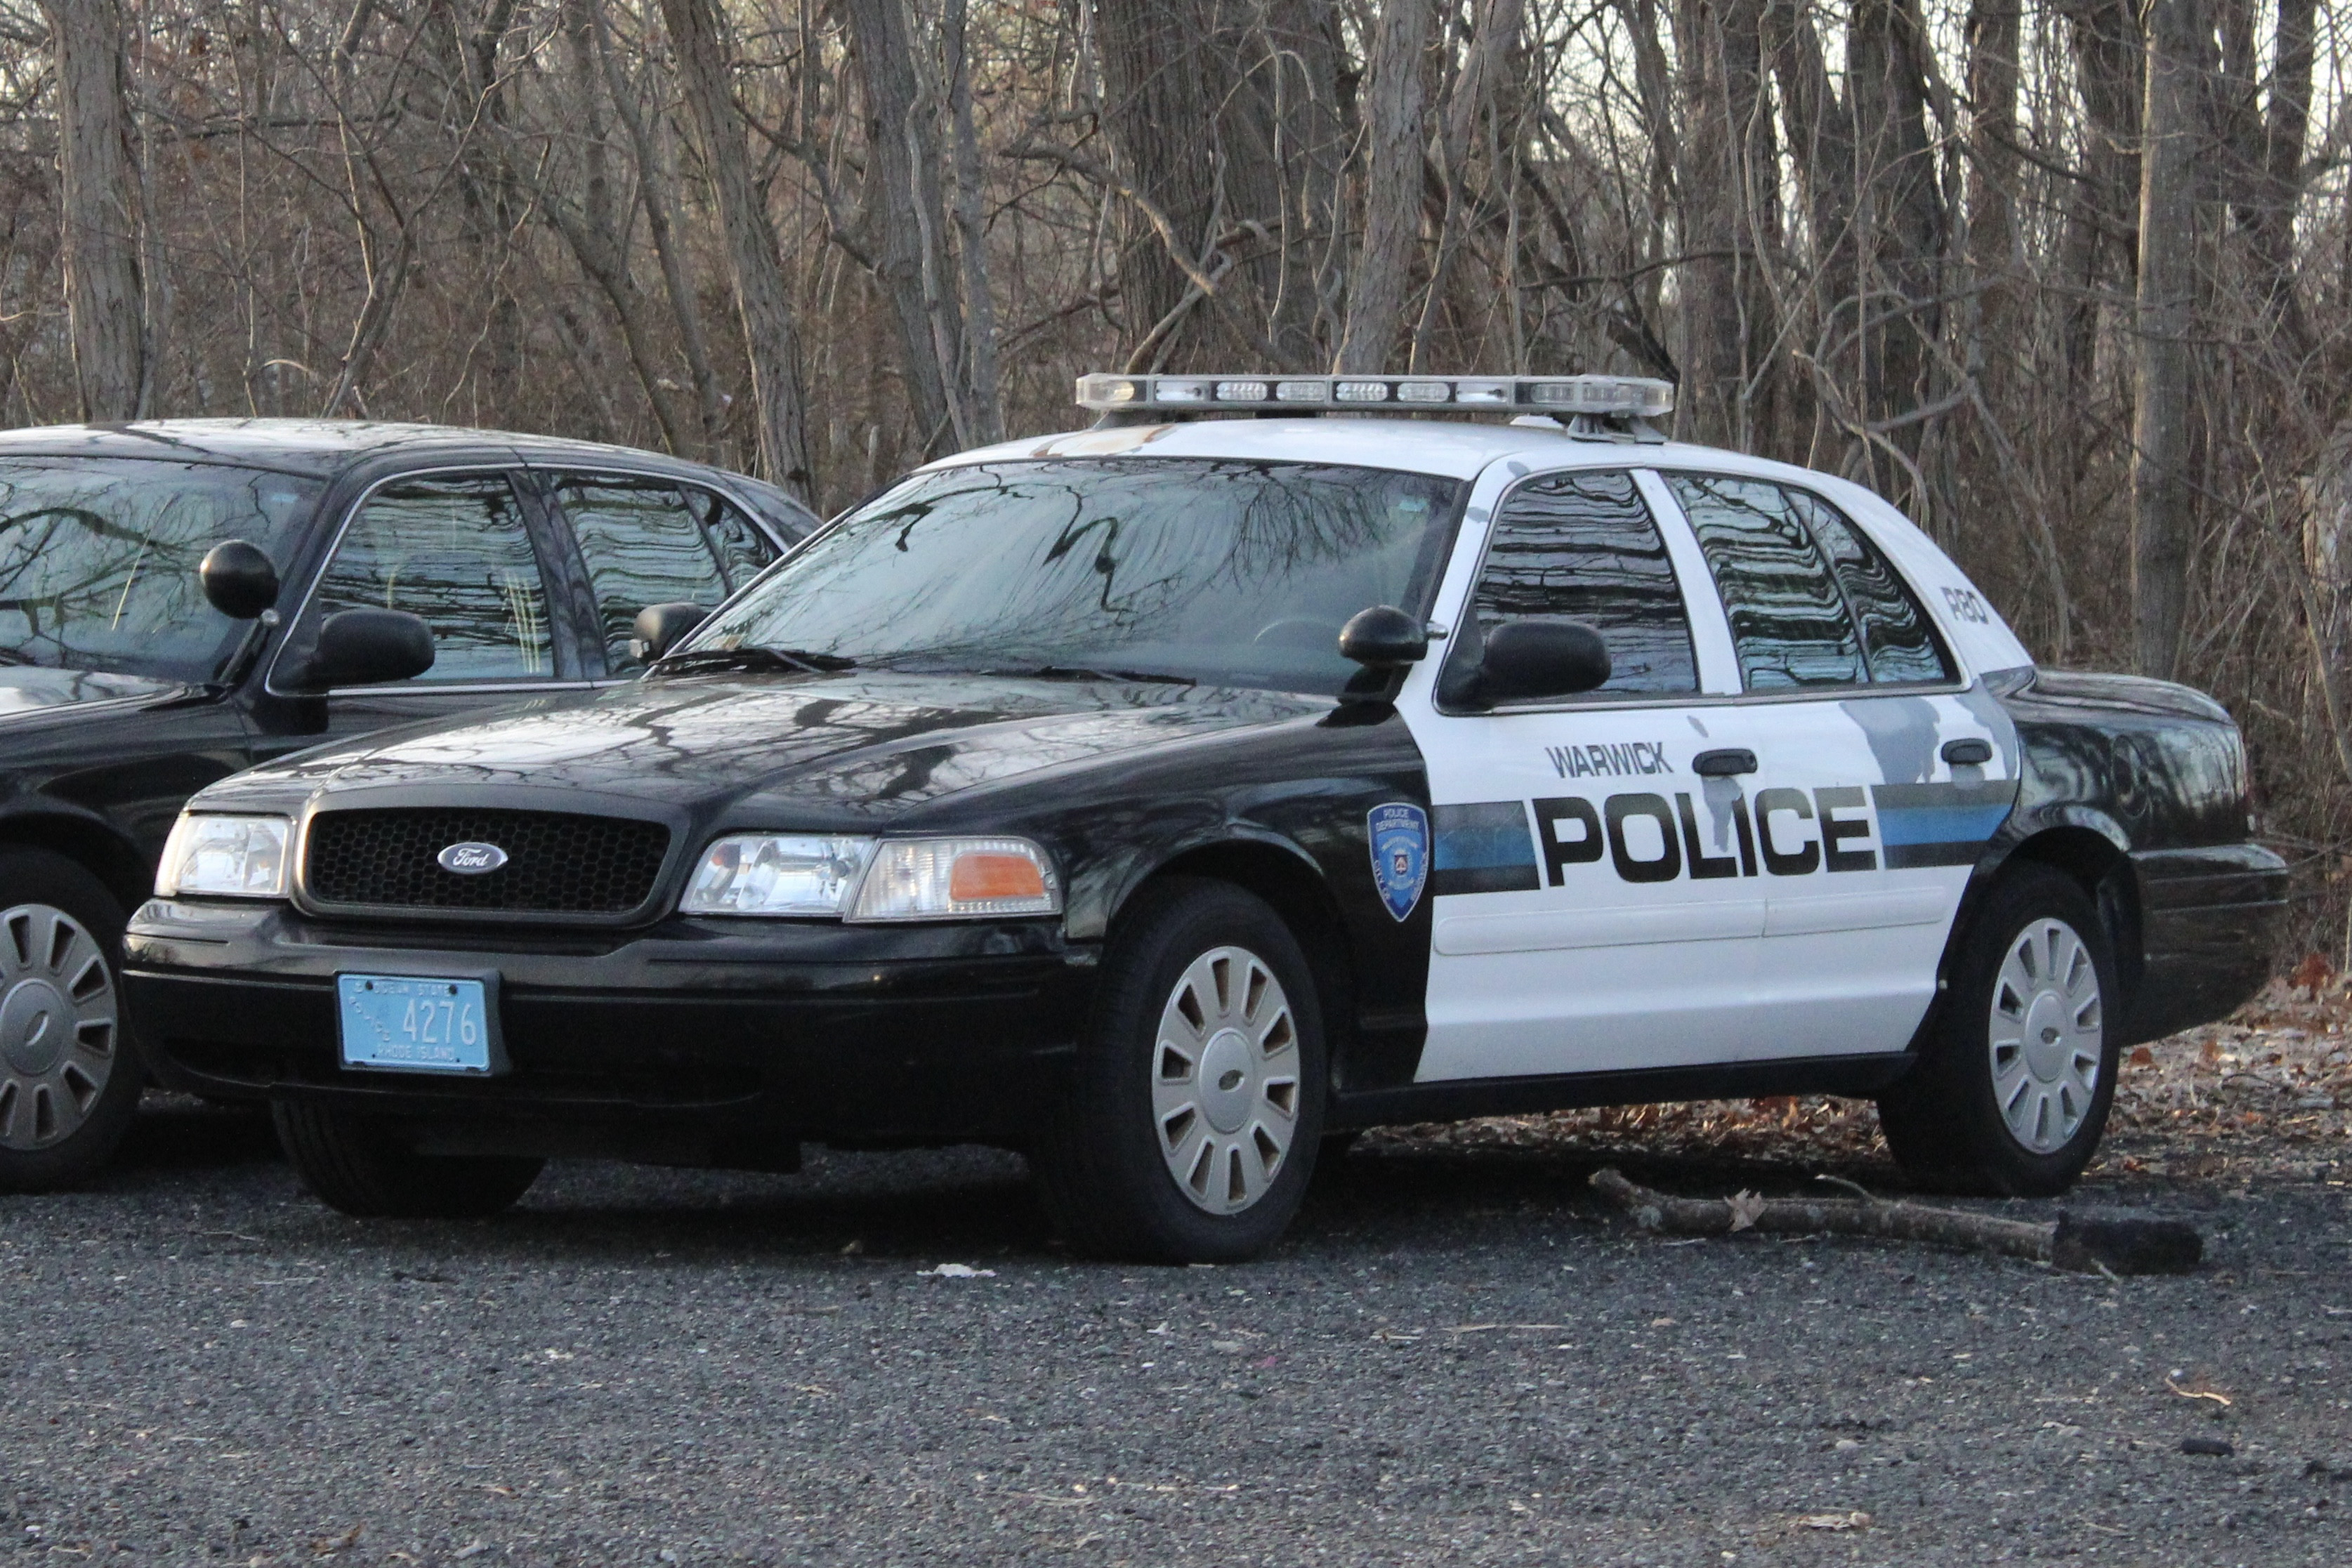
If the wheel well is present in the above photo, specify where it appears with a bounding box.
[0,815,152,915]
[1119,843,1359,1066]
[2001,826,2142,997]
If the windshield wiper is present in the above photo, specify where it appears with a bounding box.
[652,645,857,677]
[980,663,1196,687]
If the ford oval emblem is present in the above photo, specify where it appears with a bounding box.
[437,842,509,876]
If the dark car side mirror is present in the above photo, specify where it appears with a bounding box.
[631,602,711,664]
[199,540,280,620]
[283,609,436,690]
[1440,618,1612,709]
[1337,605,1430,668]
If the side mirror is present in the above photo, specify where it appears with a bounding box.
[287,609,435,690]
[631,602,711,664]
[1479,619,1612,701]
[1337,605,1428,668]
[199,540,280,620]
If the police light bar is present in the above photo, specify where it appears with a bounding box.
[1075,371,1674,419]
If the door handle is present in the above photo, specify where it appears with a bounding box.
[1692,748,1759,777]
[1940,737,1993,765]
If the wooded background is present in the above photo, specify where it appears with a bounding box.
[2,0,2348,945]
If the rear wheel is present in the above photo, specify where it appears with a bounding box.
[1035,878,1326,1262]
[0,850,140,1193]
[272,1100,542,1218]
[1879,864,2119,1196]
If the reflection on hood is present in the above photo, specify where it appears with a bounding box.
[0,665,185,718]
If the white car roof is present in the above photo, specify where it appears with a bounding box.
[929,416,2035,674]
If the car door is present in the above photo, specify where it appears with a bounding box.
[540,473,777,678]
[1400,465,1768,1082]
[1659,471,2013,1060]
[263,470,591,750]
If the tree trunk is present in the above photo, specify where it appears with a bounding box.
[843,0,971,456]
[1846,0,1943,453]
[942,0,1002,444]
[2249,0,2316,356]
[1336,0,1434,373]
[655,0,813,499]
[1674,0,1776,447]
[2054,0,2141,393]
[2131,0,2200,679]
[42,0,147,421]
[1964,0,2021,409]
[1410,0,1526,371]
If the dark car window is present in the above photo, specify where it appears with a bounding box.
[309,476,555,684]
[0,459,320,683]
[692,491,784,588]
[555,479,732,674]
[1669,473,1865,690]
[686,459,1464,697]
[1464,469,1696,698]
[1787,490,1954,684]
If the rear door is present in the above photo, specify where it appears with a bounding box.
[541,474,784,678]
[1660,471,2014,1059]
[1400,466,1768,1081]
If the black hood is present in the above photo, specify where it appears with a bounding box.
[234,671,1329,826]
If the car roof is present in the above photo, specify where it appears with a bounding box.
[0,419,756,487]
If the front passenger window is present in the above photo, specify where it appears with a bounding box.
[309,476,553,683]
[1463,469,1697,697]
[1669,474,1865,690]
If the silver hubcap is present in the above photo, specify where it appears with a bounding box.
[1989,916,2102,1154]
[0,903,118,1152]
[1152,944,1301,1215]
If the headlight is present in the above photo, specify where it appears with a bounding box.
[156,814,291,898]
[847,838,1061,922]
[680,834,876,916]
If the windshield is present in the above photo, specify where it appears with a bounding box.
[0,459,321,683]
[683,459,1464,696]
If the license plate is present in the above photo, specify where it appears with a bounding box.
[336,974,501,1074]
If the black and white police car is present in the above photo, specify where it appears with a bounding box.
[124,374,2285,1260]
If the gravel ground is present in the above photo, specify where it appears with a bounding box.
[4,1008,2348,1567]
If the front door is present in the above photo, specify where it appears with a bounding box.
[1400,466,1764,1081]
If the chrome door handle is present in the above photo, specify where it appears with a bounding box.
[1693,748,1759,777]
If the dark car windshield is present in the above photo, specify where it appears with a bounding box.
[0,459,321,683]
[682,459,1464,696]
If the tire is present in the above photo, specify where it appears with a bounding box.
[1879,863,2120,1197]
[1035,878,1327,1262]
[0,849,140,1193]
[272,1100,542,1218]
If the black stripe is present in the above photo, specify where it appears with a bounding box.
[1884,841,1987,869]
[1432,864,1542,896]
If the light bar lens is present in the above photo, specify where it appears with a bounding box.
[157,814,291,899]
[1075,373,1674,418]
[681,834,876,916]
[848,838,1062,922]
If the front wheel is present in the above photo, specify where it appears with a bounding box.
[0,850,140,1193]
[272,1101,542,1218]
[1035,878,1327,1262]
[1879,864,2120,1197]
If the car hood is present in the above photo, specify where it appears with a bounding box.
[0,665,193,720]
[235,671,1328,824]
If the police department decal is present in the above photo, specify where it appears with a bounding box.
[1367,803,1430,921]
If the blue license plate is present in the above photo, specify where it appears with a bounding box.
[336,974,499,1074]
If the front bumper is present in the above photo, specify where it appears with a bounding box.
[124,900,1093,1160]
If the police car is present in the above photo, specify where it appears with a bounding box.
[123,374,2285,1260]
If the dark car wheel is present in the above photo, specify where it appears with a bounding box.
[0,849,141,1194]
[1879,864,2120,1197]
[272,1101,543,1218]
[1035,878,1326,1263]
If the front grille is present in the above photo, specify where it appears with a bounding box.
[304,809,672,915]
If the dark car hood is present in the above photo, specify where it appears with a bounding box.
[246,671,1327,823]
[0,666,192,720]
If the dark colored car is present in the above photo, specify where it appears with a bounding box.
[0,420,813,1190]
[123,378,2285,1260]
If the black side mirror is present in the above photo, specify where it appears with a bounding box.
[1480,619,1611,701]
[199,540,280,620]
[631,602,711,664]
[286,609,435,690]
[1337,605,1428,667]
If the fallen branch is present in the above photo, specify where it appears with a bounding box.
[1589,1168,2202,1276]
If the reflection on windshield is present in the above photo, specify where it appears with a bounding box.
[0,460,320,682]
[687,460,1462,697]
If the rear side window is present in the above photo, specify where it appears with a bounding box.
[693,492,784,587]
[554,478,732,674]
[1464,469,1696,697]
[1787,491,1953,684]
[1669,475,1865,690]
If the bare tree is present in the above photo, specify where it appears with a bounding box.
[2130,0,2199,679]
[1336,0,1433,373]
[39,0,145,419]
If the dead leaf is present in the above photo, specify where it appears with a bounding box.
[1726,1190,1767,1232]
[1794,1510,1872,1531]
[2165,1376,2233,1407]
[2129,1046,2154,1067]
[2291,952,2333,997]
[309,1524,362,1556]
